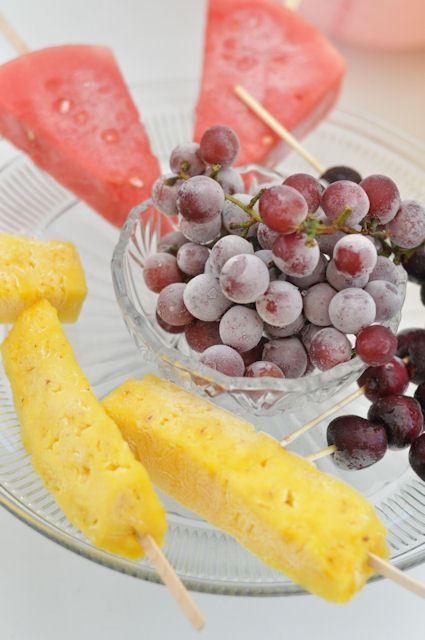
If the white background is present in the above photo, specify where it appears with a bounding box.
[0,1,425,638]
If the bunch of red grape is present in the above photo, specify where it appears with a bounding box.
[145,124,425,380]
[315,328,425,480]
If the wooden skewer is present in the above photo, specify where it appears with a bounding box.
[139,534,205,631]
[281,386,365,447]
[285,0,304,10]
[234,85,325,174]
[368,553,425,599]
[0,13,29,54]
[305,444,337,462]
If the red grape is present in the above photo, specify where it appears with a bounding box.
[170,143,205,176]
[368,395,423,449]
[177,243,210,276]
[157,283,193,326]
[219,306,263,352]
[360,174,401,224]
[283,173,322,213]
[156,311,186,334]
[357,357,409,402]
[364,280,403,322]
[321,180,370,226]
[326,259,369,291]
[183,273,232,321]
[177,175,224,223]
[300,322,322,351]
[333,235,377,278]
[221,194,258,238]
[264,313,305,338]
[257,223,280,250]
[220,254,270,303]
[355,325,397,366]
[309,327,352,371]
[158,231,189,255]
[369,256,401,285]
[409,434,425,481]
[402,245,425,285]
[303,282,337,327]
[210,235,254,275]
[200,344,245,377]
[329,288,376,334]
[321,166,362,184]
[143,253,183,293]
[414,382,425,415]
[199,125,240,166]
[262,337,308,378]
[255,281,303,327]
[239,338,267,367]
[259,185,308,234]
[180,215,222,245]
[327,416,388,470]
[245,361,284,379]
[152,174,182,216]
[288,253,328,289]
[272,233,320,277]
[185,319,222,352]
[396,328,425,384]
[387,200,425,249]
[214,167,244,194]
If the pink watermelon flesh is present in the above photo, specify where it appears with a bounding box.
[195,0,345,168]
[0,45,165,229]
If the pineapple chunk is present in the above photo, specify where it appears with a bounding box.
[0,233,87,322]
[1,301,166,558]
[104,375,389,603]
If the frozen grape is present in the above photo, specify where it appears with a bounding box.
[326,259,369,291]
[177,175,224,223]
[409,434,425,482]
[333,234,377,278]
[321,166,362,184]
[200,344,245,377]
[387,200,425,248]
[259,185,308,234]
[358,357,409,402]
[283,173,322,213]
[300,322,322,351]
[262,337,308,378]
[272,233,320,277]
[303,282,336,327]
[180,215,221,244]
[220,254,270,303]
[210,235,254,275]
[176,243,210,276]
[369,256,401,285]
[245,361,285,379]
[143,252,183,293]
[368,395,423,449]
[170,143,205,176]
[329,288,376,334]
[199,125,240,166]
[355,325,397,366]
[219,306,263,352]
[152,174,182,216]
[364,280,403,322]
[402,245,425,285]
[255,249,274,267]
[185,319,222,352]
[156,311,186,334]
[316,213,346,257]
[309,327,352,371]
[240,338,266,367]
[257,223,280,250]
[264,313,305,338]
[321,180,370,226]
[158,230,189,255]
[255,281,303,327]
[288,253,327,289]
[327,416,387,470]
[183,274,232,321]
[214,166,244,194]
[360,174,401,224]
[157,283,193,326]
[221,194,258,238]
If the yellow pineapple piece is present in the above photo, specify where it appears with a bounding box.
[0,232,87,322]
[1,301,166,558]
[104,375,389,603]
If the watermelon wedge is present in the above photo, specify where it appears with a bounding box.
[195,0,345,167]
[0,45,162,228]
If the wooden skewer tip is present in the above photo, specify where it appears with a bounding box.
[369,553,425,600]
[0,13,29,54]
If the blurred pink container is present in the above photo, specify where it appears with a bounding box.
[298,0,425,50]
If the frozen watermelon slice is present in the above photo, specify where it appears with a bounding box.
[195,0,345,167]
[0,45,162,228]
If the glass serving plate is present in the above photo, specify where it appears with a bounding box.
[0,80,425,596]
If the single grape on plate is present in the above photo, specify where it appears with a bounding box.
[326,415,388,470]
